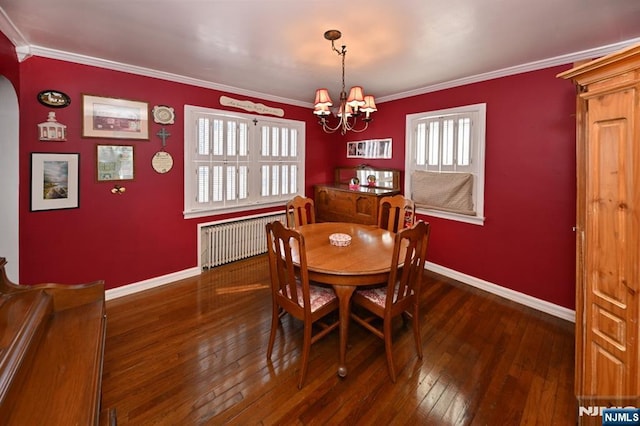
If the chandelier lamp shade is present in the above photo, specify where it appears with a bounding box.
[313,30,377,134]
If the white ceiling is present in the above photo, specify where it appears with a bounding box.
[2,0,640,106]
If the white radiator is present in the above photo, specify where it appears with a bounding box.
[200,212,286,269]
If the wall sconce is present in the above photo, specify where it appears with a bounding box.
[111,185,126,195]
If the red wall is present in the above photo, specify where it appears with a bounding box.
[3,34,577,309]
[338,68,578,309]
[15,57,333,289]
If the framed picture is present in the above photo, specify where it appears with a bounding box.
[82,95,149,140]
[96,145,134,181]
[30,152,80,211]
[347,138,392,159]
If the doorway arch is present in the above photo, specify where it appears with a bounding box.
[0,76,20,281]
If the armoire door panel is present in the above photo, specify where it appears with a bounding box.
[592,305,626,350]
[584,85,638,398]
[590,342,626,396]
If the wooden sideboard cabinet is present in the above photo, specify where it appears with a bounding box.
[315,166,400,225]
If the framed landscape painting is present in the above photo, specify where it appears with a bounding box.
[82,95,149,140]
[30,152,80,211]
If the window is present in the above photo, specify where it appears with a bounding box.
[184,105,305,218]
[405,103,486,225]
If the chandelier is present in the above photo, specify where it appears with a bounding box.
[313,30,377,135]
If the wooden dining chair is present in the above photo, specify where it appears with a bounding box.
[350,220,430,382]
[377,195,415,233]
[265,220,340,389]
[286,196,316,228]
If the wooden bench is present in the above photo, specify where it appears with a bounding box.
[0,257,112,425]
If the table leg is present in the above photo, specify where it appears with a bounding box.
[332,284,355,378]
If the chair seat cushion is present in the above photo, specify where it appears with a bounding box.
[281,284,337,312]
[355,285,413,308]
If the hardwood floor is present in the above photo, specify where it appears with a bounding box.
[101,255,576,425]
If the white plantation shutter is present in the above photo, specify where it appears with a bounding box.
[415,115,474,172]
[185,106,305,217]
[258,122,300,199]
[406,103,486,225]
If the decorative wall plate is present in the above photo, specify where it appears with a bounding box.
[152,151,174,174]
[152,105,175,125]
[37,90,71,108]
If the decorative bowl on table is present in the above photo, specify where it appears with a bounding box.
[329,233,352,247]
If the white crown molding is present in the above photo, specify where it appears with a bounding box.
[3,6,639,109]
[0,7,24,45]
[25,44,310,108]
[425,261,576,323]
[15,45,31,62]
[377,37,640,103]
[0,7,30,61]
[33,38,630,108]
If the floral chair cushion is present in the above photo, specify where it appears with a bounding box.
[281,283,337,312]
[355,285,414,308]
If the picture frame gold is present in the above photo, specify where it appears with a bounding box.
[82,95,149,140]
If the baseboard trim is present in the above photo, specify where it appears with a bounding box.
[105,266,201,301]
[105,260,575,323]
[426,261,576,323]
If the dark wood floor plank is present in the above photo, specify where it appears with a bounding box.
[444,300,506,424]
[100,255,576,425]
[351,281,473,424]
[551,330,578,426]
[464,302,533,425]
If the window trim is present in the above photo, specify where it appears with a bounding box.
[184,105,305,219]
[405,103,486,226]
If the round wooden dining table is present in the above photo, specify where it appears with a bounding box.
[290,222,399,378]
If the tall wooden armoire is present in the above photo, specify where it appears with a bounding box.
[559,44,640,422]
